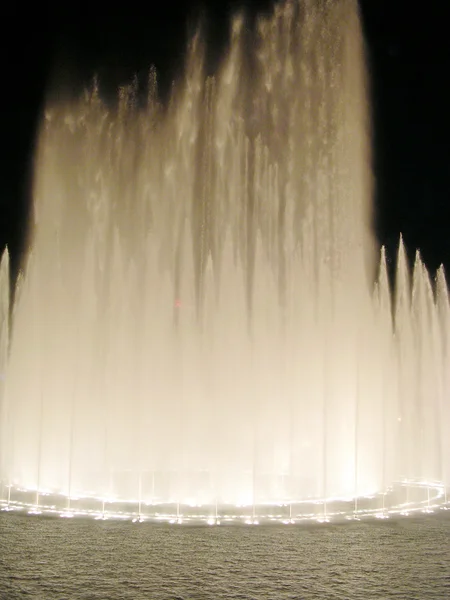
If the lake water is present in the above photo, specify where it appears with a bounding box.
[1,512,449,599]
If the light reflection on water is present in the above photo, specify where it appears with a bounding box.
[1,512,450,599]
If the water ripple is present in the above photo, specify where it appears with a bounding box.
[1,513,450,599]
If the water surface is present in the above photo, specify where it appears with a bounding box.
[1,512,449,599]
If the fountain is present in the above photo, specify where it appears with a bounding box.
[0,0,448,524]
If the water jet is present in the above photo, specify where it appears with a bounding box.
[0,0,448,524]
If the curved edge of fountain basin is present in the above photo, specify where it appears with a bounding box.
[0,480,448,525]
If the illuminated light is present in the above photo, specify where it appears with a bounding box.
[207,518,216,525]
[60,512,74,519]
[1,480,448,524]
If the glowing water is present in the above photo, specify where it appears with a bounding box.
[0,0,449,516]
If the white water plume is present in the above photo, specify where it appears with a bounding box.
[0,0,448,512]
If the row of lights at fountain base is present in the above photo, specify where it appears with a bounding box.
[1,504,448,525]
[1,480,447,524]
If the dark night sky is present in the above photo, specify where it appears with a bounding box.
[1,0,449,280]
